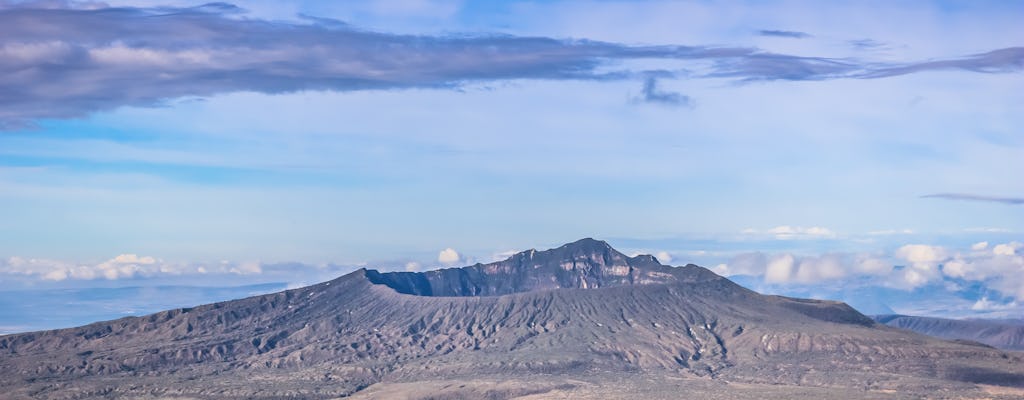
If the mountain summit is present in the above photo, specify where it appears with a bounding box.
[367,238,718,296]
[1,239,1022,399]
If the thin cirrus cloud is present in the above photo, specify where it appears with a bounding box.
[756,29,812,39]
[1,2,1023,127]
[921,193,1024,205]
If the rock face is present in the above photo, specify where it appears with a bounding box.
[874,314,1024,351]
[366,238,722,296]
[1,239,1022,399]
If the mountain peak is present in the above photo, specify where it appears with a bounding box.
[366,238,712,297]
[559,237,613,251]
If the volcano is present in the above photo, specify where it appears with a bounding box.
[1,238,1022,399]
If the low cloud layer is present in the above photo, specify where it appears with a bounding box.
[713,241,1024,300]
[0,2,1021,126]
[1,254,264,281]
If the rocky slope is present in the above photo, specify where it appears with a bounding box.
[1,239,1022,399]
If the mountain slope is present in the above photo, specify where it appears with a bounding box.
[1,239,1022,399]
[874,314,1024,351]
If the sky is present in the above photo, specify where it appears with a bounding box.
[0,0,1022,332]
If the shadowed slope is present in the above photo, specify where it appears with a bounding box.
[874,314,1024,351]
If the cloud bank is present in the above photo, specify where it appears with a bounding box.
[1,254,265,281]
[0,2,1021,126]
[713,241,1024,300]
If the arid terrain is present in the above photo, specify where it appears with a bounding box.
[2,239,1022,399]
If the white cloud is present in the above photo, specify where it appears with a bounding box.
[229,261,263,275]
[993,242,1018,256]
[971,241,989,251]
[901,268,930,288]
[764,254,795,283]
[437,247,461,265]
[404,261,421,272]
[654,251,672,264]
[895,244,947,264]
[716,252,768,276]
[937,242,1024,299]
[971,297,1018,311]
[891,244,948,289]
[794,254,846,283]
[0,254,265,281]
[110,254,157,264]
[942,259,970,279]
[854,255,891,275]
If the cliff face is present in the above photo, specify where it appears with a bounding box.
[0,239,1021,399]
[365,238,719,296]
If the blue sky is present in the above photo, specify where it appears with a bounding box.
[0,0,1022,331]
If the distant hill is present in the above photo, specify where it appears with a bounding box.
[2,239,1022,399]
[873,314,1024,351]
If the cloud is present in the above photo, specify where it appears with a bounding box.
[654,251,672,264]
[868,229,914,236]
[920,193,1024,205]
[720,252,849,284]
[971,241,989,251]
[713,252,766,276]
[848,39,888,50]
[764,254,795,283]
[757,29,811,39]
[404,261,421,272]
[993,243,1018,256]
[228,261,262,275]
[863,47,1024,78]
[0,3,1020,127]
[437,247,461,265]
[636,76,691,106]
[895,244,946,264]
[743,225,836,240]
[0,254,265,281]
[892,244,947,289]
[971,297,1019,312]
[713,241,1019,296]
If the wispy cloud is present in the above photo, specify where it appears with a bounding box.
[757,29,812,39]
[636,76,691,106]
[0,3,1021,127]
[741,226,836,240]
[863,47,1024,78]
[921,193,1024,205]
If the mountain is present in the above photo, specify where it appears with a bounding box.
[1,238,1022,399]
[874,314,1024,351]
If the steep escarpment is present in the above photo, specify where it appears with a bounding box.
[1,239,1022,399]
[364,238,718,296]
